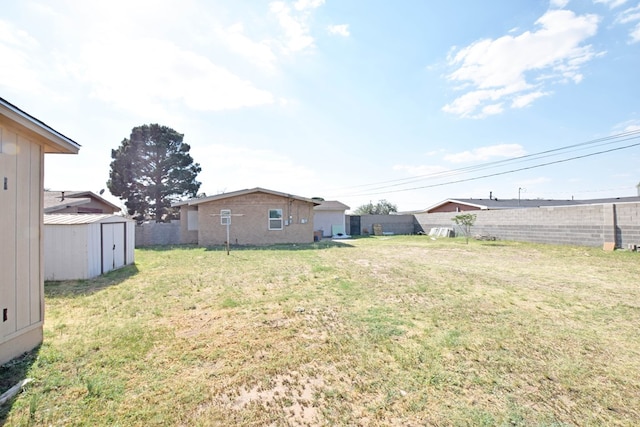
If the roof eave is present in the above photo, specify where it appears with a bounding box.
[0,97,80,154]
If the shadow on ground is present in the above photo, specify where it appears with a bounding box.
[0,346,39,425]
[203,240,356,252]
[45,263,139,299]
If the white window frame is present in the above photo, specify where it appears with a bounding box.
[268,208,283,230]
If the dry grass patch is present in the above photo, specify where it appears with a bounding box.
[2,237,640,426]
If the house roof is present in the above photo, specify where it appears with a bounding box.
[424,196,640,212]
[173,187,321,207]
[0,97,80,154]
[44,190,121,213]
[313,200,350,211]
[44,214,131,225]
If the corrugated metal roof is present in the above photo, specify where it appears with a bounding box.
[44,214,129,225]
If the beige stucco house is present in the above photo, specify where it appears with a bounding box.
[0,97,80,364]
[174,187,320,246]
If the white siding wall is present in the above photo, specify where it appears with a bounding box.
[44,225,90,280]
[0,122,44,364]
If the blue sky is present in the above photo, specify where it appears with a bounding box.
[2,0,639,212]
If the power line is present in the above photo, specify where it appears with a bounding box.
[335,138,640,198]
[325,129,640,195]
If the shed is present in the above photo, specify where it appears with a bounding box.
[313,200,350,238]
[44,214,135,280]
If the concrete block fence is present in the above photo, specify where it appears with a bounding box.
[414,202,640,249]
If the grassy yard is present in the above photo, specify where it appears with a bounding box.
[2,236,640,426]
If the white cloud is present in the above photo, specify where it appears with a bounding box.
[216,23,278,71]
[550,0,570,8]
[328,24,350,37]
[294,0,325,10]
[270,1,318,53]
[194,144,317,195]
[0,20,44,94]
[443,9,600,118]
[511,90,552,108]
[594,0,628,8]
[76,37,274,116]
[614,4,640,43]
[444,144,527,163]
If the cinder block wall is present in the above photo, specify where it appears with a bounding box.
[135,221,181,246]
[355,215,416,235]
[414,202,640,248]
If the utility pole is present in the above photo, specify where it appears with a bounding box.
[518,187,525,206]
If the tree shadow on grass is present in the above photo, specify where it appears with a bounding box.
[45,263,139,299]
[0,346,39,424]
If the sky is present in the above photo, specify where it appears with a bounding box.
[2,0,640,213]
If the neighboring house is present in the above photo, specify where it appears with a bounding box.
[0,97,80,365]
[173,187,320,246]
[313,200,350,238]
[424,196,640,213]
[44,214,135,281]
[44,190,121,214]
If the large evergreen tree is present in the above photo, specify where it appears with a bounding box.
[107,124,201,222]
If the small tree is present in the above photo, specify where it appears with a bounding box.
[107,124,201,222]
[354,199,398,215]
[452,213,476,244]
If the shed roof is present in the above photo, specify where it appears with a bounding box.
[0,97,80,154]
[173,187,320,207]
[44,214,132,225]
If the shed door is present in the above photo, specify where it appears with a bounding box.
[102,223,126,274]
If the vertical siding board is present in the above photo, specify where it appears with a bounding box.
[30,143,42,324]
[0,128,18,339]
[16,135,31,330]
[88,223,101,279]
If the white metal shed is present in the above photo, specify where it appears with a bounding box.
[44,214,135,280]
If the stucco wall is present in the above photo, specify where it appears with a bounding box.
[414,202,640,248]
[196,193,315,246]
